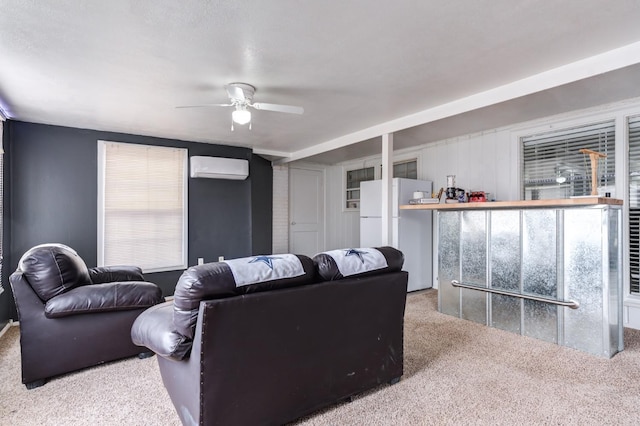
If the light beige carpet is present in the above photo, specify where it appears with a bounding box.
[2,290,640,425]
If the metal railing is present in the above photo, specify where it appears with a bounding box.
[451,280,580,309]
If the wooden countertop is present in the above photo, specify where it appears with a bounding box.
[399,197,623,210]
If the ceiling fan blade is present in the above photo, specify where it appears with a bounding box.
[175,103,232,108]
[252,102,304,114]
[225,85,245,102]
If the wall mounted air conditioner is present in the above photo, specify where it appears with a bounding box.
[190,156,249,180]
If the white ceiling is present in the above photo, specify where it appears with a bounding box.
[2,1,640,164]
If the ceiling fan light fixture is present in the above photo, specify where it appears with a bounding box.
[232,108,251,125]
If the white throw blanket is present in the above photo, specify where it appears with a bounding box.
[224,254,304,287]
[322,248,388,277]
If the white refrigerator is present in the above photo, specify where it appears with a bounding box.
[360,178,433,292]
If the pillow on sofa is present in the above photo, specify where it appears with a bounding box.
[173,254,316,339]
[313,246,404,281]
[18,243,92,301]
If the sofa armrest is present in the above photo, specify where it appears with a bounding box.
[89,266,145,284]
[44,281,163,318]
[131,302,193,361]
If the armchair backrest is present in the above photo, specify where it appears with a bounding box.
[18,243,91,301]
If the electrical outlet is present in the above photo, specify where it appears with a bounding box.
[197,257,204,265]
[218,256,224,262]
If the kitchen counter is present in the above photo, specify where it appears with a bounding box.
[426,198,623,357]
[400,197,622,210]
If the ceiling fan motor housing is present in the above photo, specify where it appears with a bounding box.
[227,83,255,103]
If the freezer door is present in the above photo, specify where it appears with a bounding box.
[360,180,382,217]
[360,217,382,248]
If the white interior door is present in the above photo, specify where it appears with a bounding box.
[289,167,324,256]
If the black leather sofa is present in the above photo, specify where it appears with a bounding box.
[9,243,164,388]
[132,247,408,426]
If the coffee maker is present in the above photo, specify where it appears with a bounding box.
[446,175,464,201]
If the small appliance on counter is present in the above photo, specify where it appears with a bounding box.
[468,191,487,202]
[408,188,442,204]
[445,175,465,203]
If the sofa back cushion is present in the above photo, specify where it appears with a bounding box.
[173,254,316,339]
[313,246,404,281]
[18,243,92,301]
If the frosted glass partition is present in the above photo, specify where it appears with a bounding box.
[490,211,521,334]
[438,211,461,317]
[436,203,623,358]
[522,210,558,344]
[460,211,487,324]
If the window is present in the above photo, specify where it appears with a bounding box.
[521,121,615,200]
[345,166,374,209]
[393,159,418,179]
[98,141,188,272]
[629,116,640,294]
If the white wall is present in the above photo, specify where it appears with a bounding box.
[324,163,360,250]
[272,164,289,254]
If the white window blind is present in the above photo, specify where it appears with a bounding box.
[521,121,615,200]
[629,116,640,294]
[98,141,187,272]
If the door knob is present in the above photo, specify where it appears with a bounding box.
[291,221,296,225]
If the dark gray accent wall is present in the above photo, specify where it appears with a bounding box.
[250,155,273,255]
[0,120,273,321]
[0,121,10,329]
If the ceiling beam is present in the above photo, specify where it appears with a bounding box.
[252,148,292,158]
[275,40,640,164]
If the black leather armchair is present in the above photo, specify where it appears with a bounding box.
[9,243,164,389]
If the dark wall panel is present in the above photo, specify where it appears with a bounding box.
[1,121,271,320]
[251,155,273,255]
[0,121,10,329]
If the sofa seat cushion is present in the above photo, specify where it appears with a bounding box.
[44,281,163,318]
[19,243,92,301]
[314,246,404,281]
[131,302,192,361]
[173,254,316,339]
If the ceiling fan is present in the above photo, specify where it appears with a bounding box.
[177,83,304,130]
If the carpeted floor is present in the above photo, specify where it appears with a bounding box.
[2,290,640,425]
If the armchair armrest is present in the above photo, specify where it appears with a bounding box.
[131,302,193,361]
[89,266,144,283]
[44,281,163,318]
